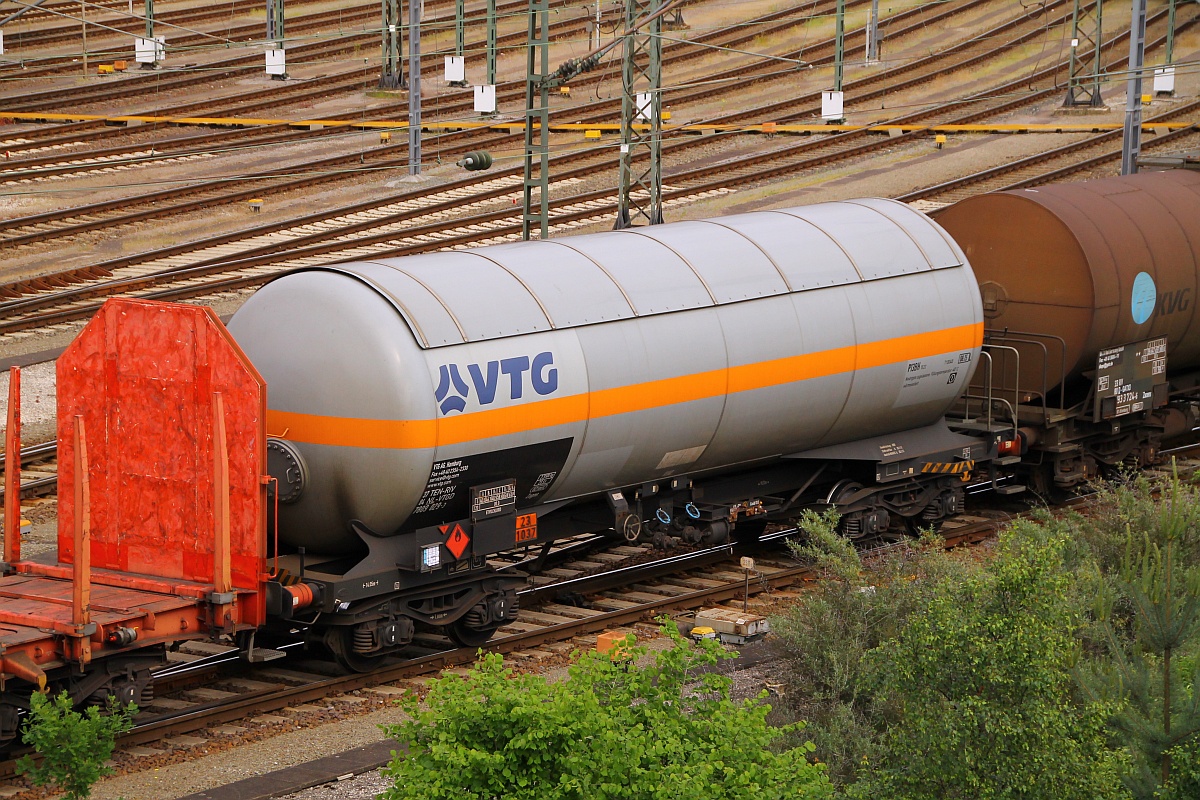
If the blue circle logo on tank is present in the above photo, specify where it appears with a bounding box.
[1131,272,1157,325]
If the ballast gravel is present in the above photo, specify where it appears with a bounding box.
[87,706,411,800]
[280,770,393,800]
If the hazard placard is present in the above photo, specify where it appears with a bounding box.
[515,513,538,543]
[441,523,471,559]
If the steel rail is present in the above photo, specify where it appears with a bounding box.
[0,0,483,84]
[896,106,1200,203]
[0,393,1192,775]
[0,0,1041,283]
[0,474,57,502]
[79,515,1005,756]
[2,3,1183,336]
[0,0,849,158]
[0,441,56,473]
[0,0,361,52]
[0,0,125,28]
[0,123,338,174]
[3,0,1179,328]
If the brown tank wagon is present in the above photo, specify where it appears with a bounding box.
[937,170,1200,492]
[935,170,1200,400]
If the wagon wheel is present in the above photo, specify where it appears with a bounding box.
[325,627,386,673]
[447,619,501,649]
[904,515,942,537]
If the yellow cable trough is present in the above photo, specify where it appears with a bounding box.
[0,111,1194,137]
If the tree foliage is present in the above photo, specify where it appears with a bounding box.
[771,510,966,784]
[376,473,1200,799]
[1073,471,1200,799]
[16,691,137,800]
[378,624,833,800]
[864,524,1126,800]
[776,512,1127,797]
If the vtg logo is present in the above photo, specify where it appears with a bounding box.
[1131,272,1192,325]
[435,352,558,415]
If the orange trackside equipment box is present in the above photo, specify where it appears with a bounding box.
[596,631,634,658]
[0,299,269,687]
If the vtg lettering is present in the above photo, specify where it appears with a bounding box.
[436,351,558,414]
[1153,288,1191,321]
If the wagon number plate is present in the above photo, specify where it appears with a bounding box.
[515,513,538,543]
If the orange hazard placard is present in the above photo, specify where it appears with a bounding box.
[515,513,538,543]
[442,523,471,559]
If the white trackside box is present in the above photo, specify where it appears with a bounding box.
[694,608,769,645]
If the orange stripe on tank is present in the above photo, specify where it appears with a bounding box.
[267,411,438,449]
[266,322,983,450]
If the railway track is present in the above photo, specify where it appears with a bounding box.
[0,0,127,23]
[0,0,480,83]
[0,0,863,169]
[898,105,1200,205]
[0,1,1188,337]
[0,1,1073,272]
[0,0,722,184]
[0,509,1004,780]
[0,441,56,474]
[1,0,963,207]
[0,0,142,42]
[0,0,965,299]
[0,0,333,53]
[1,438,1195,784]
[97,451,1200,770]
[0,0,1014,247]
[0,442,58,502]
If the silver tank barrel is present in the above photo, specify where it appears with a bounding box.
[228,198,982,553]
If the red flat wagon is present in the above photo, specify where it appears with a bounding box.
[0,299,270,747]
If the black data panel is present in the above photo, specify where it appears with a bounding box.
[1094,337,1167,421]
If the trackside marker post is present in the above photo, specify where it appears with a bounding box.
[3,367,20,566]
[741,556,755,612]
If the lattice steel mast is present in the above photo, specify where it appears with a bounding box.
[267,0,284,46]
[614,0,663,228]
[409,0,422,174]
[522,0,551,240]
[1121,0,1147,174]
[521,0,679,238]
[1063,0,1105,107]
[380,0,404,88]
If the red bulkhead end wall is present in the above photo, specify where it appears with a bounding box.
[57,299,268,626]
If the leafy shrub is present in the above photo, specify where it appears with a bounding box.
[17,691,136,800]
[864,526,1126,800]
[772,510,966,784]
[378,623,833,800]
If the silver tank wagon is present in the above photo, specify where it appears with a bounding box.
[229,198,983,553]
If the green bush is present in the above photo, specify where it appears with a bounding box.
[17,691,137,800]
[1157,736,1200,799]
[776,511,1127,796]
[864,525,1126,800]
[378,623,833,800]
[771,510,966,784]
